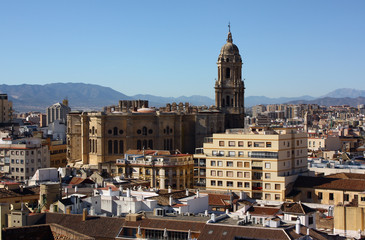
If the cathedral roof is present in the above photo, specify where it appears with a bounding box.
[219,26,240,56]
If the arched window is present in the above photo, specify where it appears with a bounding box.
[92,126,95,135]
[143,140,147,149]
[114,140,118,154]
[89,140,92,153]
[226,96,230,107]
[142,127,147,136]
[166,126,170,135]
[226,68,230,78]
[108,140,112,154]
[119,140,124,154]
[113,127,118,136]
[137,140,141,150]
[222,99,225,107]
[92,139,95,153]
[148,140,153,149]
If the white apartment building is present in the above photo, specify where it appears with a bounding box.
[0,138,50,181]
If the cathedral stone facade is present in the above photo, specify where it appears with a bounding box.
[66,29,245,168]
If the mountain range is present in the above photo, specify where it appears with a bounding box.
[0,83,364,112]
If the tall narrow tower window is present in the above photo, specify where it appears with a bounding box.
[226,68,230,78]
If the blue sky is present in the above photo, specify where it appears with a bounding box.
[0,1,364,99]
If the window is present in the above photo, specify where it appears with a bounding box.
[254,142,264,147]
[227,181,233,187]
[244,162,250,168]
[228,151,235,157]
[361,196,365,202]
[227,161,233,167]
[225,67,230,78]
[229,141,235,147]
[218,181,223,186]
[238,141,244,147]
[344,194,349,202]
[265,194,271,200]
[237,172,243,178]
[265,183,271,189]
[265,173,271,179]
[238,151,244,157]
[237,182,243,187]
[219,151,224,156]
[226,171,233,177]
[309,216,313,225]
[248,141,252,147]
[275,194,280,200]
[16,159,19,164]
[11,159,14,164]
[318,192,323,200]
[266,142,272,147]
[244,172,250,178]
[212,151,217,156]
[237,162,243,168]
[211,170,216,176]
[307,191,312,199]
[329,193,334,200]
[219,141,225,146]
[275,184,281,190]
[211,180,216,186]
[217,171,223,177]
[265,163,271,169]
[113,127,118,136]
[244,182,250,188]
[211,161,216,166]
[218,161,223,167]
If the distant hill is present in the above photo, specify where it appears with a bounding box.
[0,83,132,112]
[245,95,315,107]
[0,83,215,112]
[321,88,365,98]
[286,96,365,107]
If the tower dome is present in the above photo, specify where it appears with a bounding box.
[218,26,241,62]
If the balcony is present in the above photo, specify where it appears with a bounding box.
[252,186,262,191]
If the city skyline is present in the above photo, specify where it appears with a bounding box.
[1,1,364,99]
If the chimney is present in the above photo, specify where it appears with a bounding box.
[168,186,172,193]
[119,186,123,196]
[239,191,245,200]
[295,217,301,234]
[204,210,208,217]
[82,208,88,221]
[211,213,216,222]
[126,188,131,198]
[186,188,189,196]
[196,189,200,198]
[66,206,71,214]
[75,186,78,193]
[225,209,229,214]
[108,187,112,196]
[169,195,174,206]
[307,228,310,236]
[20,185,24,193]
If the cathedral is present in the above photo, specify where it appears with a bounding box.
[67,28,245,167]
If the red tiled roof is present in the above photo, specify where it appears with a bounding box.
[208,194,232,207]
[69,177,95,185]
[248,206,280,216]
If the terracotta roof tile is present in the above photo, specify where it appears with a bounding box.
[248,206,280,216]
[293,176,365,192]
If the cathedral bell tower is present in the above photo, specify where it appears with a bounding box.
[215,25,245,115]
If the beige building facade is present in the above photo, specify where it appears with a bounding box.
[116,150,194,190]
[194,127,308,200]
